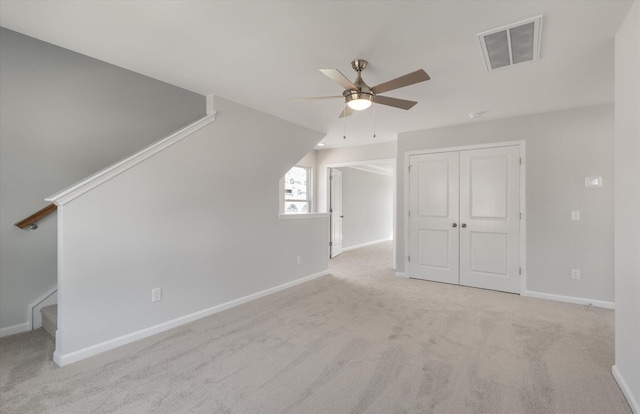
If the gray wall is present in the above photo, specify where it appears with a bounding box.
[316,142,396,213]
[55,97,327,360]
[340,167,393,249]
[0,28,206,333]
[397,104,614,303]
[614,0,640,408]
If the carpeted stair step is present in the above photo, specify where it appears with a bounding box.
[41,304,57,341]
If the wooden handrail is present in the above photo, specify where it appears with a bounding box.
[15,203,57,229]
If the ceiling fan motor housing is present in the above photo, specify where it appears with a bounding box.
[345,59,374,109]
[351,59,368,72]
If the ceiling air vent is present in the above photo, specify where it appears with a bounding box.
[478,15,543,72]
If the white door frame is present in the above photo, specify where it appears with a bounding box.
[404,141,527,294]
[325,158,397,268]
[330,168,343,258]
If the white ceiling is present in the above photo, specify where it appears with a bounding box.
[0,1,632,149]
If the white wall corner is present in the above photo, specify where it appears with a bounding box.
[206,94,215,116]
[612,365,640,414]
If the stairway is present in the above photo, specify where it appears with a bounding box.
[41,304,57,341]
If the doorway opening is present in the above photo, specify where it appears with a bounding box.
[328,159,396,267]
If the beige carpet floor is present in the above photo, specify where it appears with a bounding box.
[0,241,631,413]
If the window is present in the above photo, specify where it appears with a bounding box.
[283,165,310,214]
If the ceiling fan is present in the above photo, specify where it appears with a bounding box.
[295,59,430,118]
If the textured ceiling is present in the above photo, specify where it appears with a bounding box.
[0,1,632,149]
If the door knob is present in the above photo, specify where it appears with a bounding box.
[452,223,457,228]
[461,223,467,228]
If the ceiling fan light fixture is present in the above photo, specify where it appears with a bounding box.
[345,92,373,110]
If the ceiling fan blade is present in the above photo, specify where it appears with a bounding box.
[371,69,430,95]
[291,96,343,101]
[338,105,354,118]
[374,95,418,110]
[319,68,357,90]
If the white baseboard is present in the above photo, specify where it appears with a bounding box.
[523,290,615,309]
[613,365,639,414]
[0,322,30,338]
[53,269,329,367]
[395,272,408,278]
[342,238,392,253]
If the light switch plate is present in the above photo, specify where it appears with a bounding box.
[151,288,162,302]
[585,177,602,187]
[571,211,580,221]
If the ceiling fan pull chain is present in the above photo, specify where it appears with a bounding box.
[343,109,347,139]
[373,102,376,138]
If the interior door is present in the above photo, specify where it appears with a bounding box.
[408,145,521,294]
[408,152,460,284]
[330,168,343,258]
[459,146,520,293]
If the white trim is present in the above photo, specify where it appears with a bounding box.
[524,290,615,309]
[342,238,392,252]
[53,269,329,367]
[348,165,393,177]
[395,272,409,278]
[0,322,30,338]
[519,143,527,294]
[323,158,396,169]
[56,206,66,353]
[46,113,216,206]
[403,140,525,158]
[612,365,640,414]
[278,213,329,220]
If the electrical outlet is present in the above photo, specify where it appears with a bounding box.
[571,211,580,221]
[151,288,162,302]
[296,256,301,265]
[571,269,581,280]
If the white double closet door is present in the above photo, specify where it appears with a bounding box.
[408,145,521,293]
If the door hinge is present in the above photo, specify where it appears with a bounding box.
[519,157,523,165]
[408,210,411,217]
[330,208,333,213]
[408,164,412,173]
[520,212,523,220]
[329,241,333,247]
[519,267,522,275]
[408,255,411,262]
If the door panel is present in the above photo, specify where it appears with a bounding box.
[469,156,508,218]
[409,152,459,284]
[418,229,450,269]
[469,232,508,275]
[330,169,343,258]
[418,160,451,217]
[459,147,520,293]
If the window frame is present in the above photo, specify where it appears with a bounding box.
[282,165,312,214]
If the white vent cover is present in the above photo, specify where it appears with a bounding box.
[478,15,543,71]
